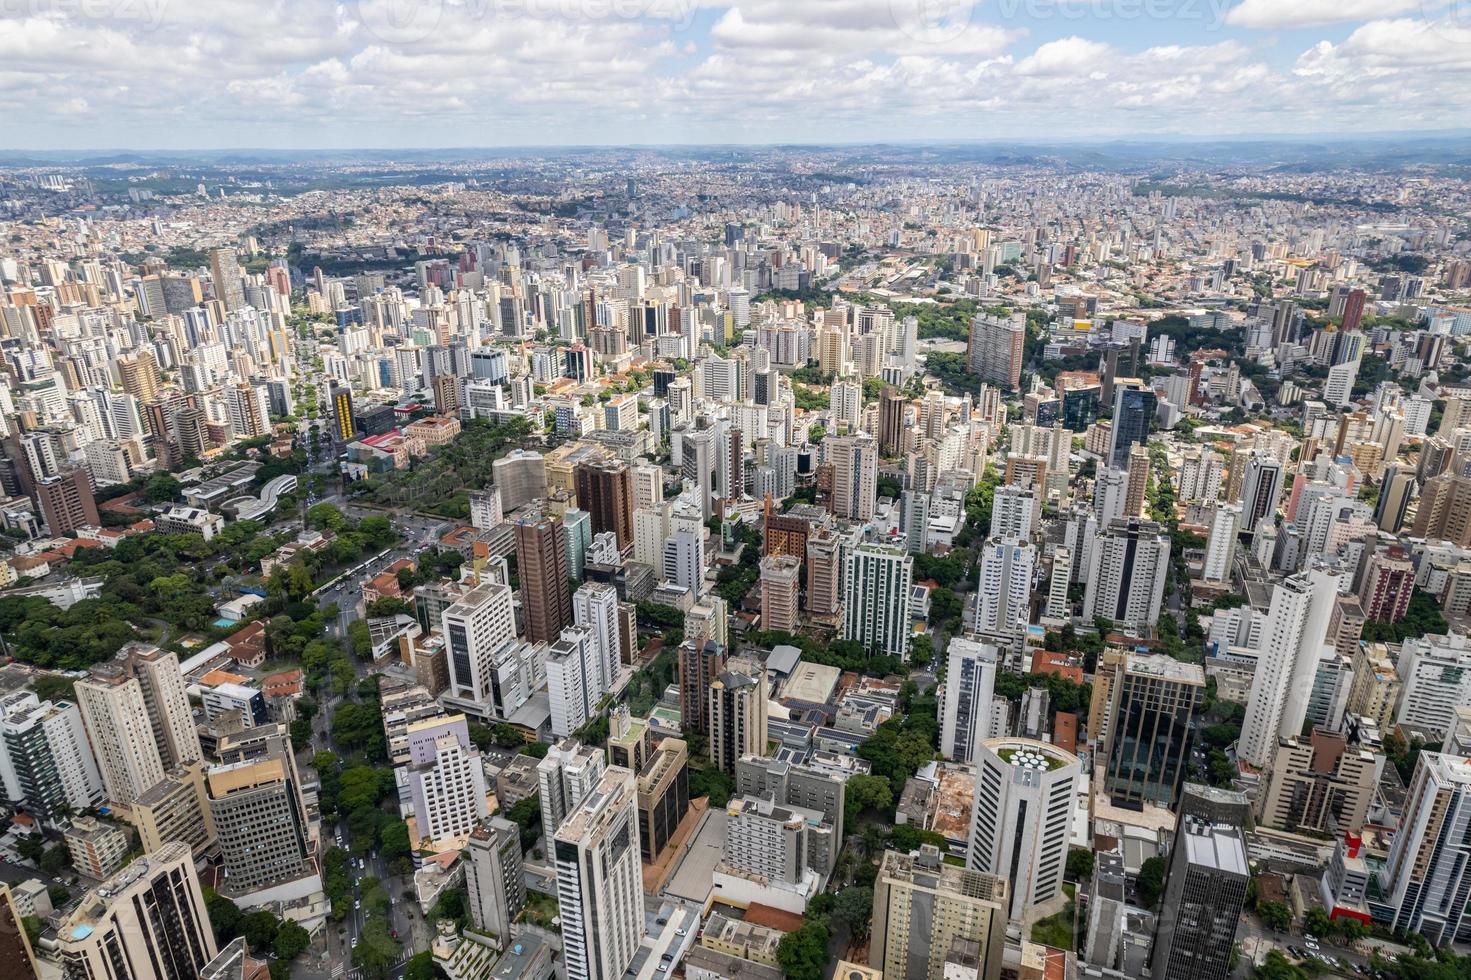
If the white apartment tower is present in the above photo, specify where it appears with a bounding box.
[554,766,644,980]
[975,537,1035,639]
[537,739,607,845]
[842,542,913,660]
[941,638,1000,764]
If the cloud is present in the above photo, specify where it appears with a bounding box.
[1225,0,1423,29]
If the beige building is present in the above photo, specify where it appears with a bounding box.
[759,555,801,633]
[871,846,1007,980]
[699,912,782,967]
[1347,642,1401,731]
[51,842,218,979]
[708,661,769,773]
[129,762,216,858]
[1257,729,1380,835]
[207,755,311,896]
[62,817,130,881]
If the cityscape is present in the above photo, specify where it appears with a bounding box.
[4,4,1471,980]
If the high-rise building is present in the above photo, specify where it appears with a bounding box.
[52,842,217,980]
[0,692,104,821]
[1200,503,1241,584]
[941,638,1000,764]
[36,467,100,535]
[1107,380,1155,469]
[1149,786,1250,980]
[828,432,878,521]
[805,525,843,621]
[465,817,525,946]
[515,513,573,644]
[554,766,643,980]
[537,739,607,846]
[759,555,801,633]
[1377,752,1471,944]
[1257,728,1379,835]
[117,350,161,402]
[974,537,1034,640]
[733,753,847,865]
[1102,653,1204,808]
[968,738,1081,922]
[209,247,246,311]
[1124,443,1150,519]
[661,495,706,593]
[843,541,913,660]
[1081,518,1171,636]
[574,458,634,551]
[206,749,311,895]
[546,626,603,738]
[405,716,488,845]
[329,383,356,443]
[637,737,690,864]
[722,796,812,884]
[573,581,621,695]
[966,312,1026,390]
[991,482,1036,540]
[1358,548,1415,623]
[878,387,907,455]
[1240,452,1285,535]
[440,582,517,706]
[871,846,1007,980]
[679,637,727,736]
[708,662,769,773]
[1238,566,1342,768]
[1374,464,1416,534]
[130,762,215,859]
[76,668,167,807]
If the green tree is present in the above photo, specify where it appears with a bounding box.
[352,916,402,980]
[240,910,279,952]
[844,774,895,826]
[273,919,311,960]
[1066,848,1095,881]
[1304,907,1332,939]
[1137,856,1167,909]
[347,619,373,658]
[776,920,831,980]
[833,886,874,939]
[307,502,347,532]
[1257,901,1292,933]
[404,952,439,980]
[1253,949,1308,980]
[203,887,243,943]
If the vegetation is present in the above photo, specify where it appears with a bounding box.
[1136,855,1167,909]
[349,416,533,512]
[1361,590,1448,643]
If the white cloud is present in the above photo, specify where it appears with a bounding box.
[1224,0,1423,29]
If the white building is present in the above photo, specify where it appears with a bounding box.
[405,717,488,846]
[974,537,1034,640]
[1081,518,1171,635]
[441,582,517,704]
[968,738,1081,923]
[546,627,603,739]
[941,638,1000,764]
[572,582,621,693]
[1201,503,1241,584]
[1397,633,1471,738]
[554,766,643,980]
[842,542,913,660]
[537,739,607,846]
[0,691,104,821]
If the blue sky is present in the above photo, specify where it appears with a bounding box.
[2,0,1469,149]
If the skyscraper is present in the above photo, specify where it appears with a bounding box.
[708,662,769,773]
[465,817,525,945]
[1200,503,1240,584]
[759,555,801,633]
[573,581,621,694]
[828,432,878,521]
[1148,785,1250,980]
[537,739,606,846]
[1107,379,1155,469]
[1081,518,1171,635]
[871,846,1008,980]
[515,512,573,644]
[440,582,517,703]
[76,667,167,806]
[842,541,913,660]
[1240,452,1284,535]
[1124,443,1150,518]
[974,537,1034,640]
[966,312,1026,390]
[878,386,907,455]
[1378,752,1471,945]
[53,842,217,980]
[940,638,1000,764]
[0,691,104,822]
[36,467,100,535]
[1102,653,1204,808]
[404,716,488,846]
[546,627,603,738]
[574,458,634,551]
[554,766,643,980]
[968,738,1081,922]
[209,246,246,311]
[679,637,726,736]
[206,751,311,895]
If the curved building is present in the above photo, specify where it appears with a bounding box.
[968,737,1081,923]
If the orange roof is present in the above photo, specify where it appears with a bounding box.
[200,668,249,687]
[740,903,805,933]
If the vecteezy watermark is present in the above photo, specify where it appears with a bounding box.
[354,0,697,45]
[889,0,1240,42]
[1423,0,1471,34]
[0,0,169,29]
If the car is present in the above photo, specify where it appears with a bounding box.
[657,967,668,974]
[354,900,361,910]
[675,928,687,936]
[1305,935,1318,944]
[661,954,673,962]
[656,918,667,925]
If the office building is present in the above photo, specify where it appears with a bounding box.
[940,638,1000,764]
[1102,653,1204,808]
[573,581,621,694]
[872,845,1007,980]
[828,432,878,521]
[968,738,1081,922]
[760,555,801,633]
[1240,452,1285,535]
[1081,518,1170,636]
[465,817,525,945]
[0,692,104,821]
[709,662,769,773]
[842,542,913,660]
[52,842,217,980]
[733,753,847,865]
[637,737,690,863]
[1149,786,1250,980]
[537,739,606,846]
[966,312,1026,390]
[515,513,573,644]
[440,582,517,703]
[553,767,643,980]
[722,796,812,884]
[1107,380,1155,469]
[206,752,311,895]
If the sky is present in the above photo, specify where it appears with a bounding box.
[4,0,1471,149]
